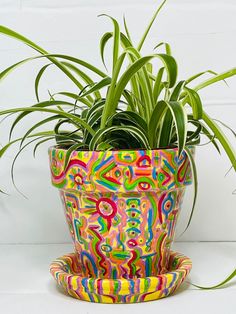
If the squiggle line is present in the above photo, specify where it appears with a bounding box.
[88,226,107,277]
[127,250,139,278]
[51,159,86,182]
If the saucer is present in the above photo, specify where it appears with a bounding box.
[50,251,192,303]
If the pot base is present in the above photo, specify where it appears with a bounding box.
[50,251,192,303]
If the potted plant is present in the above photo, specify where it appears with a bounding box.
[0,0,235,304]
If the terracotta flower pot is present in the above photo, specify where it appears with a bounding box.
[49,147,193,280]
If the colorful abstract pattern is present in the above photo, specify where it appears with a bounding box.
[49,148,193,193]
[50,251,192,303]
[49,147,193,281]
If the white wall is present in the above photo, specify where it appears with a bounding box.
[0,0,235,243]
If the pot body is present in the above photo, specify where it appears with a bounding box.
[49,148,193,279]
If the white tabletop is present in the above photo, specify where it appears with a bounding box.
[0,242,235,314]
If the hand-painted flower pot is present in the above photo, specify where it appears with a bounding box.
[49,147,193,283]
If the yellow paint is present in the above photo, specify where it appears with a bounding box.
[50,251,192,303]
[119,280,130,295]
[144,290,162,301]
[71,276,78,290]
[102,280,111,294]
[166,273,174,286]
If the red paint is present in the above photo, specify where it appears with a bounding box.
[137,155,151,168]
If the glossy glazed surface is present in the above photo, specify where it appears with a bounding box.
[50,251,192,303]
[49,148,192,279]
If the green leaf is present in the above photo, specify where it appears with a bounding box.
[122,90,136,112]
[0,53,106,86]
[154,42,172,55]
[8,100,75,140]
[202,111,236,171]
[161,101,187,155]
[0,131,56,158]
[79,77,111,98]
[55,133,82,146]
[53,92,92,107]
[10,132,79,195]
[96,141,113,150]
[157,54,178,88]
[119,34,144,112]
[194,68,236,92]
[64,142,85,170]
[120,32,133,49]
[184,86,203,120]
[148,100,168,147]
[180,146,198,234]
[34,63,51,102]
[100,52,127,128]
[185,69,218,85]
[86,99,106,122]
[33,137,54,157]
[146,62,153,75]
[101,53,177,128]
[125,47,154,117]
[53,119,82,138]
[87,109,103,129]
[98,15,120,74]
[153,67,165,103]
[100,32,113,70]
[98,31,143,114]
[100,31,133,60]
[0,106,95,138]
[61,61,100,100]
[159,110,173,148]
[0,26,93,90]
[186,124,202,143]
[123,15,132,43]
[190,268,236,290]
[62,61,95,86]
[170,80,185,101]
[137,0,167,51]
[123,90,145,113]
[89,125,150,150]
[0,138,22,157]
[189,118,221,154]
[162,81,186,146]
[107,111,148,131]
[19,115,62,148]
[213,119,236,138]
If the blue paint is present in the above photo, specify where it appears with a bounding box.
[96,180,117,190]
[127,218,141,224]
[117,232,125,251]
[130,280,135,294]
[168,182,175,189]
[164,159,175,174]
[81,251,98,276]
[152,167,157,180]
[146,209,153,247]
[94,156,113,171]
[126,208,141,214]
[126,227,141,234]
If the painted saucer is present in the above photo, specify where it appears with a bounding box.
[50,251,192,304]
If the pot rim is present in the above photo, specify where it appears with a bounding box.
[49,145,194,193]
[48,145,194,154]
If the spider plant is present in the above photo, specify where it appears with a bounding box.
[0,1,235,284]
[0,0,235,203]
